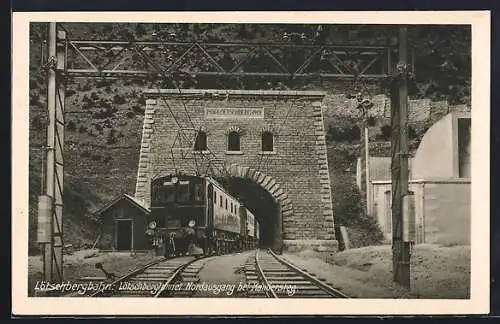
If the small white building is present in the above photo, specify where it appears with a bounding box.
[358,111,471,245]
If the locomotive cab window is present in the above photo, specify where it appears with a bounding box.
[194,183,203,201]
[261,131,274,152]
[177,180,190,202]
[194,131,207,151]
[227,131,240,151]
[162,181,175,202]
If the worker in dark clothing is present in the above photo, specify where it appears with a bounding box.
[205,223,215,256]
[185,219,203,257]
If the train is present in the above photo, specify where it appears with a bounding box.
[146,174,260,257]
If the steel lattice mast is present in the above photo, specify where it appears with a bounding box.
[37,22,66,284]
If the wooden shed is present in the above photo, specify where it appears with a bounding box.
[95,193,152,251]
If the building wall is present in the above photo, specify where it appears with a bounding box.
[134,89,337,253]
[369,111,471,246]
[423,181,471,245]
[371,180,470,245]
[98,199,151,251]
[413,111,471,180]
[412,114,455,179]
[371,181,425,243]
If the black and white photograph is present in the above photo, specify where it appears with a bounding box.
[12,11,490,315]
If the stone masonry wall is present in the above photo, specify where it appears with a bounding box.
[134,89,338,253]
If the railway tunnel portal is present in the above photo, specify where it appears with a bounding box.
[134,89,338,254]
[214,176,281,250]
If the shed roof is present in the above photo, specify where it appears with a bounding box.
[94,193,150,217]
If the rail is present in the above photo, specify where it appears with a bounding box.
[255,249,278,298]
[267,249,350,298]
[152,257,203,297]
[87,256,208,298]
[88,256,168,297]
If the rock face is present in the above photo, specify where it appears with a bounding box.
[134,89,338,254]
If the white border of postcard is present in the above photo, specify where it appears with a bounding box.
[12,11,491,315]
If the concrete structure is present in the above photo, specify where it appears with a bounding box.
[96,194,152,251]
[357,156,415,217]
[134,89,338,254]
[363,111,471,245]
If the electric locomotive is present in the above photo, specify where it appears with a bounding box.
[147,173,260,257]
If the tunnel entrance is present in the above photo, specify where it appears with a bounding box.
[215,176,281,250]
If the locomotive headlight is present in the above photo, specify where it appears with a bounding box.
[171,176,179,184]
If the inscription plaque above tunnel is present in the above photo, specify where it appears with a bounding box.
[134,89,338,254]
[205,108,265,119]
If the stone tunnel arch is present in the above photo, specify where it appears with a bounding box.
[222,163,292,252]
[206,163,292,253]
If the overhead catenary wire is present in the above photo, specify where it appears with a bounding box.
[140,28,240,180]
[157,93,232,181]
[160,96,201,175]
[155,30,237,181]
[154,87,203,176]
[155,85,233,179]
[153,31,238,185]
[119,27,204,177]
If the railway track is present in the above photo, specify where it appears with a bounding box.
[67,255,212,297]
[63,249,348,298]
[245,249,349,298]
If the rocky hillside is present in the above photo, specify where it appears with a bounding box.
[28,23,471,253]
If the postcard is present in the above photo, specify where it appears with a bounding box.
[11,11,490,315]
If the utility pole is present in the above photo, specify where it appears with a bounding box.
[390,26,411,289]
[364,113,371,216]
[37,22,66,285]
[356,87,373,216]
